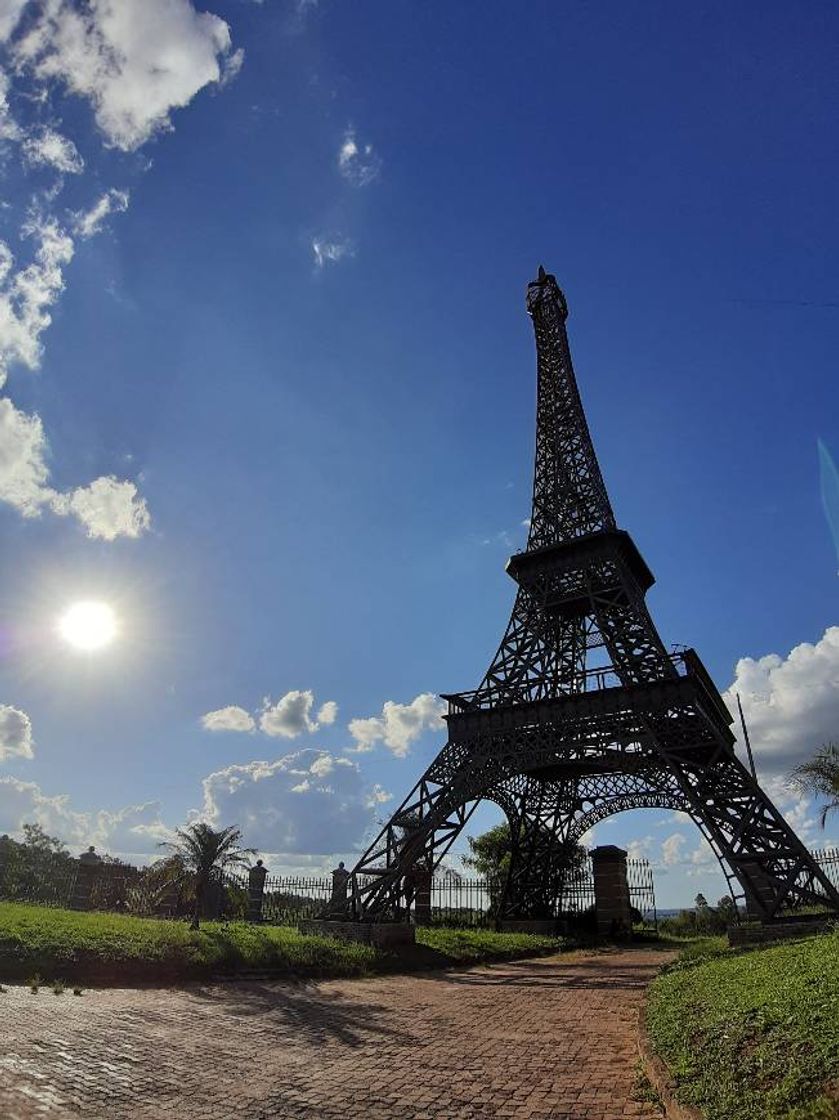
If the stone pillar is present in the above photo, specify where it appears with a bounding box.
[247,860,268,923]
[413,868,432,926]
[69,846,101,911]
[591,845,631,939]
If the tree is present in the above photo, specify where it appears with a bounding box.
[463,822,513,881]
[790,743,839,827]
[715,894,738,926]
[463,821,586,883]
[160,823,255,930]
[21,823,68,856]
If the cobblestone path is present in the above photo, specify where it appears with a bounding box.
[0,946,672,1120]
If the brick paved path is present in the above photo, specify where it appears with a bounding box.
[0,947,672,1120]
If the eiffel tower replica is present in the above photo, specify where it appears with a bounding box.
[351,266,839,925]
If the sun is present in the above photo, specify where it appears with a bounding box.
[58,601,118,651]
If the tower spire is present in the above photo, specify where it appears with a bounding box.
[525,268,614,550]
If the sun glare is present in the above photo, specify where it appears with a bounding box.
[58,601,118,651]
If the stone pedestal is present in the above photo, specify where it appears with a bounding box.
[247,860,268,923]
[591,845,631,938]
[69,846,101,911]
[299,920,416,950]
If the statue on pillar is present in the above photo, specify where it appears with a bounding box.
[325,861,351,917]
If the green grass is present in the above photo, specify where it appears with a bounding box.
[0,902,567,985]
[646,929,839,1120]
[416,926,565,962]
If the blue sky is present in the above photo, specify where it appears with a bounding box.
[1,0,838,908]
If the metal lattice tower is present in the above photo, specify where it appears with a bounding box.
[350,266,839,924]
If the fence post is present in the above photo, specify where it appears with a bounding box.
[590,845,631,939]
[413,868,432,926]
[69,846,102,911]
[247,860,268,923]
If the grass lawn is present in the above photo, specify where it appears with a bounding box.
[0,902,567,985]
[645,930,839,1120]
[416,926,564,962]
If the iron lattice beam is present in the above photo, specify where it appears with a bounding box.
[350,266,839,925]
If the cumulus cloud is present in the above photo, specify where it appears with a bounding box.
[0,776,173,854]
[198,748,376,853]
[723,626,839,774]
[201,706,256,734]
[0,704,34,761]
[0,396,51,515]
[52,475,151,540]
[260,690,337,738]
[91,800,172,853]
[22,127,83,173]
[348,692,447,757]
[337,127,381,187]
[10,0,241,151]
[0,775,88,845]
[312,235,354,269]
[200,690,338,740]
[73,188,129,239]
[0,397,150,538]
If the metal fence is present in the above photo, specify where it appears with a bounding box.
[259,874,333,924]
[813,847,839,893]
[427,857,656,928]
[3,844,838,928]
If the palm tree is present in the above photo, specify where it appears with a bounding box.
[790,743,839,828]
[160,823,255,930]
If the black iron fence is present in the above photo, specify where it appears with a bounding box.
[2,841,837,929]
[813,847,839,894]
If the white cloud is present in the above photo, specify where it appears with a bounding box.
[52,475,151,540]
[0,70,22,142]
[348,692,447,757]
[73,188,129,239]
[337,127,381,187]
[0,396,52,515]
[0,776,172,854]
[0,775,88,845]
[0,1,27,42]
[0,705,34,761]
[626,835,652,861]
[23,127,83,173]
[723,626,839,774]
[201,705,256,734]
[0,397,150,538]
[259,689,337,738]
[201,690,338,740]
[0,215,74,386]
[91,800,172,853]
[312,235,354,269]
[366,783,392,807]
[12,0,241,151]
[661,832,687,866]
[199,748,376,853]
